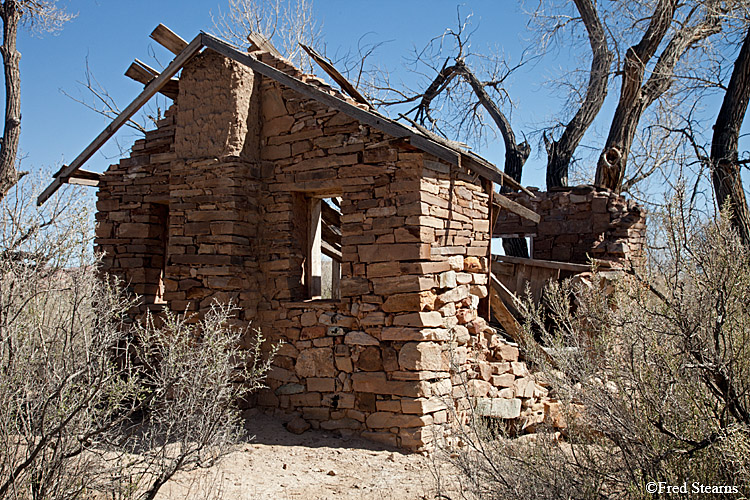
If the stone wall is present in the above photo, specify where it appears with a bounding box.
[493,185,647,265]
[95,48,546,450]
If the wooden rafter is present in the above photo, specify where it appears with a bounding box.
[124,59,179,99]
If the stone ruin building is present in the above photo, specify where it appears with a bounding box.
[40,26,646,450]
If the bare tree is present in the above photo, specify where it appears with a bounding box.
[213,0,318,71]
[543,0,612,189]
[0,1,74,201]
[710,25,750,245]
[594,0,726,192]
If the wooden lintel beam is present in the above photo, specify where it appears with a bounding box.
[299,42,371,106]
[150,24,188,55]
[38,33,204,206]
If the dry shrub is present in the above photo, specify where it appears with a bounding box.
[0,178,273,500]
[444,209,750,499]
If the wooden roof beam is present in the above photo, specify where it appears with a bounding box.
[150,24,188,55]
[124,59,179,99]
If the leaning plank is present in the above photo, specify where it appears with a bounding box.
[492,191,541,223]
[150,24,188,55]
[489,285,523,339]
[38,34,204,206]
[490,273,555,366]
[201,33,504,187]
[299,43,371,106]
[321,239,342,261]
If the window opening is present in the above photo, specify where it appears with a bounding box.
[154,203,169,304]
[308,196,342,299]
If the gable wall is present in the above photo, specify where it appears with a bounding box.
[95,49,540,450]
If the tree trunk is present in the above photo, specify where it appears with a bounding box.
[0,0,22,201]
[455,61,530,258]
[595,0,677,192]
[545,0,612,189]
[711,27,750,246]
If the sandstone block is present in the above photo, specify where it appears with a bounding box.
[436,285,470,306]
[451,325,470,345]
[365,411,432,429]
[475,397,522,419]
[382,291,436,313]
[307,377,336,392]
[358,243,431,263]
[295,348,335,378]
[514,377,536,398]
[351,372,430,397]
[356,346,383,372]
[400,397,447,414]
[398,342,446,371]
[392,311,443,327]
[285,416,310,435]
[490,373,515,387]
[497,343,520,362]
[344,331,378,345]
[275,383,305,395]
[439,270,457,288]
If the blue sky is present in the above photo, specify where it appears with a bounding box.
[12,0,749,195]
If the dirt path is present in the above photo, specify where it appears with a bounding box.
[156,410,460,500]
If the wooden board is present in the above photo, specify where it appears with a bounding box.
[247,32,283,58]
[299,43,370,106]
[489,285,522,340]
[493,254,610,273]
[150,24,188,55]
[124,59,179,99]
[492,191,541,223]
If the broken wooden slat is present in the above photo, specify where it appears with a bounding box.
[53,167,101,181]
[38,33,204,206]
[124,59,179,99]
[67,177,99,187]
[299,43,371,107]
[492,191,541,223]
[150,24,188,55]
[247,32,283,58]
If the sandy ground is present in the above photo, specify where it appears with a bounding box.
[155,410,462,500]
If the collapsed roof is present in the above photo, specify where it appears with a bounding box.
[39,26,539,224]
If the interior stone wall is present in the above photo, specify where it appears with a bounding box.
[493,185,647,265]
